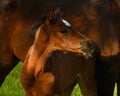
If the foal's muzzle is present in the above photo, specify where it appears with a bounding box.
[80,40,97,59]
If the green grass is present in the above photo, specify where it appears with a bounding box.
[0,62,24,96]
[0,62,117,96]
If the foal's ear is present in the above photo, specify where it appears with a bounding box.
[46,7,62,24]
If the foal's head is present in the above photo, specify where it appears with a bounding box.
[34,8,97,59]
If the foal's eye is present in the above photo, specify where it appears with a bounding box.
[59,28,68,35]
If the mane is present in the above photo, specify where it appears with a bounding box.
[31,16,47,35]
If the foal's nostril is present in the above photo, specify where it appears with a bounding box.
[87,41,95,50]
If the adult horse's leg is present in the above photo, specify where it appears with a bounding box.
[0,12,20,86]
[63,76,79,96]
[117,74,120,96]
[0,40,19,86]
[78,74,97,96]
[78,59,97,96]
[96,61,115,96]
[96,72,115,96]
[0,56,19,86]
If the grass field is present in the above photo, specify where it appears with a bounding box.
[0,62,117,96]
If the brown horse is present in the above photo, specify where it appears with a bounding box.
[20,8,100,96]
[0,0,120,96]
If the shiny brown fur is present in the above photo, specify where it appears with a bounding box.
[0,0,120,96]
[21,9,99,96]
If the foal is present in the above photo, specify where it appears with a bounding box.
[21,9,99,96]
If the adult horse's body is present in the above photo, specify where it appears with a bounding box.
[0,0,120,96]
[0,1,100,96]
